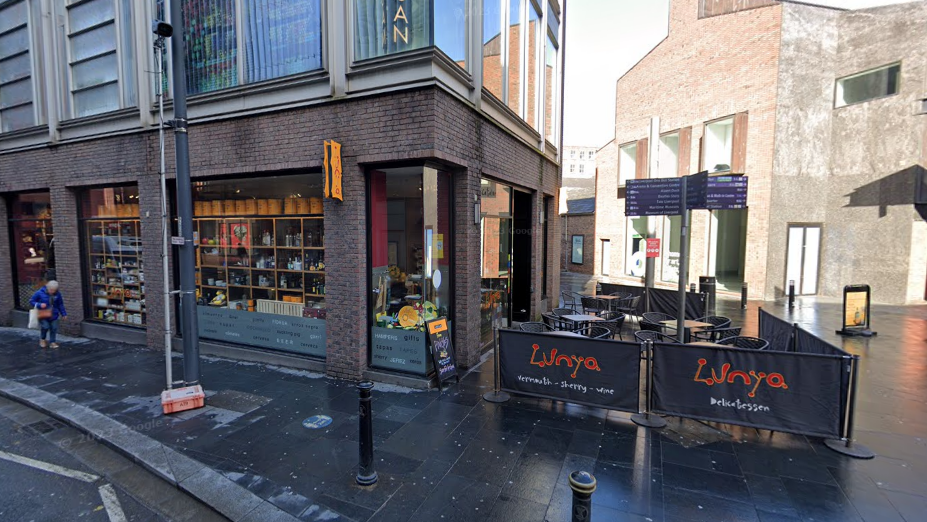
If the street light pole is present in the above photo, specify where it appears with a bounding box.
[154,33,174,390]
[168,0,200,385]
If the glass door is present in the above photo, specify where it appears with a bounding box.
[785,224,822,295]
[479,179,512,349]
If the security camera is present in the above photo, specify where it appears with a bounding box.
[152,20,173,38]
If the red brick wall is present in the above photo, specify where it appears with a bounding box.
[596,0,781,297]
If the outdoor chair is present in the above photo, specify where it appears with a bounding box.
[716,336,769,350]
[581,297,607,316]
[615,296,641,329]
[597,311,626,340]
[639,320,665,333]
[696,315,732,329]
[561,291,578,311]
[642,312,675,324]
[543,313,574,331]
[575,326,612,339]
[519,322,552,333]
[609,291,632,299]
[552,308,575,317]
[634,331,681,343]
[693,326,741,343]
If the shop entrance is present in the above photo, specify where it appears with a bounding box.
[708,209,748,292]
[511,190,532,322]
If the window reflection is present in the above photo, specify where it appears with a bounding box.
[507,0,523,114]
[355,0,429,61]
[526,3,541,130]
[545,35,557,140]
[479,180,512,348]
[435,0,467,66]
[482,0,504,99]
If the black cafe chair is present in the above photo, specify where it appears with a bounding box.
[717,336,769,350]
[634,331,681,343]
[639,320,665,333]
[598,311,626,340]
[697,315,732,329]
[519,322,552,333]
[552,308,576,317]
[693,326,742,343]
[561,291,578,311]
[615,296,641,330]
[581,297,607,316]
[642,312,675,324]
[575,326,612,339]
[543,313,574,331]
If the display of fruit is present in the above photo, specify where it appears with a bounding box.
[398,306,419,328]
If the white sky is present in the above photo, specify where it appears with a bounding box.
[562,0,918,148]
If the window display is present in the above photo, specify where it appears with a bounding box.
[192,174,326,358]
[80,186,145,327]
[369,166,453,375]
[8,192,53,310]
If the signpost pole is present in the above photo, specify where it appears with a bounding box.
[676,176,690,343]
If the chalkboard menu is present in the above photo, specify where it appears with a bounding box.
[426,318,459,390]
[706,176,748,210]
[626,178,684,216]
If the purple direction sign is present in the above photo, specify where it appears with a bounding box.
[706,176,748,210]
[625,178,684,216]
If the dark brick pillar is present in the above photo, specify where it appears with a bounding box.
[0,196,13,325]
[324,157,367,381]
[454,168,482,368]
[50,187,84,335]
[139,174,169,349]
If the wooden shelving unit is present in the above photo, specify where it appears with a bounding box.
[194,215,325,314]
[85,218,146,327]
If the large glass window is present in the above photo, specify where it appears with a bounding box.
[526,2,541,130]
[0,0,37,132]
[192,174,327,357]
[8,192,54,310]
[507,0,522,114]
[483,0,503,99]
[369,167,453,375]
[479,179,512,348]
[618,143,637,186]
[625,217,647,277]
[704,117,734,173]
[80,186,145,327]
[435,0,466,65]
[661,215,682,283]
[657,132,679,178]
[65,0,137,118]
[179,0,323,96]
[354,0,430,61]
[835,63,900,108]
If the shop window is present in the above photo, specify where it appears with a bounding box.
[703,117,733,173]
[8,192,53,310]
[618,142,637,186]
[479,179,512,348]
[80,186,145,327]
[191,173,326,358]
[656,132,679,178]
[0,0,39,132]
[179,0,323,95]
[835,63,900,108]
[65,0,137,118]
[369,167,453,375]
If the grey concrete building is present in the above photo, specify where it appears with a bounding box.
[0,0,565,383]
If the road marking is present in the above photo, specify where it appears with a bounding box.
[0,449,99,483]
[98,484,128,522]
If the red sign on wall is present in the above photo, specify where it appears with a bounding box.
[645,238,661,258]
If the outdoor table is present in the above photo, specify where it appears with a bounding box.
[688,341,724,347]
[594,295,624,311]
[660,319,713,343]
[562,314,604,330]
[546,330,586,338]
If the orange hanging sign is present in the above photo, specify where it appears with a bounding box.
[323,140,343,201]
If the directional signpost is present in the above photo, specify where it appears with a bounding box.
[626,172,749,341]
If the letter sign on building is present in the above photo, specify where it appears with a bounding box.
[324,140,343,201]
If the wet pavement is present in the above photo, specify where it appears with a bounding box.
[0,285,924,521]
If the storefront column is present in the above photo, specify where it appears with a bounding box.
[324,156,367,381]
[454,168,482,368]
[49,187,85,335]
[0,197,13,325]
[138,175,171,349]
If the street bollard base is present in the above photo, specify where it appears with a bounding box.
[631,413,667,429]
[824,439,875,459]
[483,391,511,403]
[356,471,379,486]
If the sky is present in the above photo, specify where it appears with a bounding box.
[562,0,917,148]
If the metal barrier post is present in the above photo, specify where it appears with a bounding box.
[788,280,796,310]
[483,307,510,403]
[569,471,596,522]
[632,340,666,429]
[741,282,748,309]
[825,356,875,459]
[689,283,696,293]
[356,381,379,485]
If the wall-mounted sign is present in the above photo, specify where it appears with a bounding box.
[324,140,343,201]
[571,235,584,264]
[837,284,876,337]
[645,238,661,258]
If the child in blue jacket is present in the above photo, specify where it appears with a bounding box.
[30,280,67,349]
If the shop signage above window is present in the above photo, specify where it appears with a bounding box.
[324,140,343,201]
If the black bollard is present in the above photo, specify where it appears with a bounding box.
[788,280,795,310]
[741,282,748,309]
[356,381,378,486]
[569,471,596,522]
[689,283,696,293]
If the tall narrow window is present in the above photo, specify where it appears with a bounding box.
[525,2,541,130]
[618,143,637,186]
[483,0,503,99]
[544,34,557,140]
[8,192,54,309]
[0,1,36,132]
[507,0,522,114]
[183,0,237,95]
[703,117,734,173]
[835,63,900,108]
[657,133,679,178]
[243,0,323,83]
[435,0,466,66]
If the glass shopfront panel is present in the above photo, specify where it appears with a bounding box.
[80,186,145,327]
[479,179,512,348]
[192,174,326,358]
[8,192,53,310]
[369,166,453,376]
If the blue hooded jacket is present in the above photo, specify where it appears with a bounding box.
[30,286,67,321]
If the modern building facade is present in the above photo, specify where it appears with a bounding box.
[0,0,565,383]
[595,0,927,304]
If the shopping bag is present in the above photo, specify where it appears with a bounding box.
[28,309,39,329]
[37,308,53,320]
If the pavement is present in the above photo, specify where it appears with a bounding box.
[0,284,924,522]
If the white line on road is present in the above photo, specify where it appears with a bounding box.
[98,484,128,522]
[0,449,99,483]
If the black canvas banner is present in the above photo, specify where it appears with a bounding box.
[758,308,795,352]
[598,283,705,319]
[498,330,641,412]
[795,327,849,357]
[652,343,848,438]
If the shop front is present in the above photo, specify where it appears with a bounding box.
[191,173,327,358]
[7,192,54,309]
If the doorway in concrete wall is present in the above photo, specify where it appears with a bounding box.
[785,224,822,295]
[708,209,748,292]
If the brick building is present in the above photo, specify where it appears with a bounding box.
[595,0,927,304]
[0,0,565,384]
[560,197,595,275]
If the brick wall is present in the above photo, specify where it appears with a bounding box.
[561,213,596,275]
[0,86,560,379]
[595,0,782,297]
